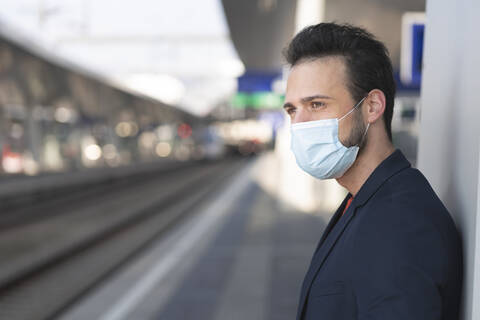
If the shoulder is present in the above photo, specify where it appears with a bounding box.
[359,167,451,228]
[350,166,459,274]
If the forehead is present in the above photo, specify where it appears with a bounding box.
[286,56,350,100]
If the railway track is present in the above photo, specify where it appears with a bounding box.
[0,158,248,320]
[0,160,193,229]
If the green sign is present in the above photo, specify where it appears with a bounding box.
[232,92,284,109]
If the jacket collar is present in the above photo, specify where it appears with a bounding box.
[350,148,412,209]
[296,148,411,320]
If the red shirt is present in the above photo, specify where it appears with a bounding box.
[341,196,354,217]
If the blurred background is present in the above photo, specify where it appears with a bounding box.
[0,1,477,320]
[0,0,422,178]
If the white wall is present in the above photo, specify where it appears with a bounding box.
[417,0,480,319]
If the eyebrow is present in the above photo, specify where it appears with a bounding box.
[301,94,334,102]
[283,94,334,109]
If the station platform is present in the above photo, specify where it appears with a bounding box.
[59,153,332,320]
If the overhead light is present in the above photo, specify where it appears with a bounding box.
[218,58,245,77]
[155,142,172,157]
[121,73,186,105]
[84,144,102,161]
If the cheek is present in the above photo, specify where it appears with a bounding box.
[337,121,349,140]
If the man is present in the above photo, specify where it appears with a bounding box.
[283,23,463,320]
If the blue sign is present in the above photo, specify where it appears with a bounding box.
[410,23,424,87]
[400,13,425,90]
[237,70,281,93]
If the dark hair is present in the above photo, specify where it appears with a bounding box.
[284,23,395,142]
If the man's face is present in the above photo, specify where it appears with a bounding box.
[284,56,366,147]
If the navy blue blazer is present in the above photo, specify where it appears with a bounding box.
[297,149,463,320]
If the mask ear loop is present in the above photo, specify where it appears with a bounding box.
[338,96,367,121]
[358,122,370,147]
[357,96,370,146]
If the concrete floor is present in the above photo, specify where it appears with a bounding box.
[61,154,329,320]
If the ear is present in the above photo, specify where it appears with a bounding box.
[365,89,386,124]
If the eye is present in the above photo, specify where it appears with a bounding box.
[311,101,326,109]
[285,107,296,116]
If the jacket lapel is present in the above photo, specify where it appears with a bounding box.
[296,149,411,320]
[296,196,357,320]
[312,194,352,256]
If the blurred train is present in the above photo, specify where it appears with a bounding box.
[0,27,229,176]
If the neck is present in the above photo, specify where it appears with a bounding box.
[336,138,395,197]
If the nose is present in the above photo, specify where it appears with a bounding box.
[291,108,312,124]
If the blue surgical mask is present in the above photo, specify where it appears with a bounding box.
[290,97,369,180]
